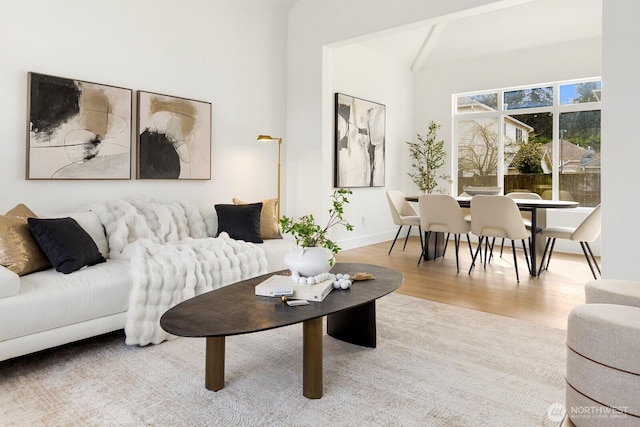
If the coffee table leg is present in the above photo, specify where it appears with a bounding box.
[303,317,323,399]
[205,336,225,391]
[327,300,376,348]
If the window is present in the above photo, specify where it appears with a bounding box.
[454,79,601,207]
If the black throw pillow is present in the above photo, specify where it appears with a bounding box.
[27,217,106,274]
[215,203,263,243]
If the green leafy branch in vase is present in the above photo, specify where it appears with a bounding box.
[279,188,354,255]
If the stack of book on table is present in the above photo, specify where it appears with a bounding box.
[255,275,334,302]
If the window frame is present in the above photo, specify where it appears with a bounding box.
[453,78,602,202]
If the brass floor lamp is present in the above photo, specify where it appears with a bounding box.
[256,135,282,218]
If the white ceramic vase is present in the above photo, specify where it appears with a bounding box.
[284,245,334,277]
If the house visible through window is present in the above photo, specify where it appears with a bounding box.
[454,79,601,207]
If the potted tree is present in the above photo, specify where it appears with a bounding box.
[279,188,354,277]
[406,121,451,259]
[406,121,451,194]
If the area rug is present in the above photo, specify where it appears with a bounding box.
[0,293,566,426]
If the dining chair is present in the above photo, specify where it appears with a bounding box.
[497,192,542,257]
[469,195,531,283]
[537,204,601,279]
[417,194,472,272]
[386,190,422,254]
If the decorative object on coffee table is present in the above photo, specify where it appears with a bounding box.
[280,188,354,276]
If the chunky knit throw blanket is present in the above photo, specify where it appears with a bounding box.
[88,199,267,345]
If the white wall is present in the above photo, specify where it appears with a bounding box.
[601,0,640,280]
[414,36,602,255]
[0,0,289,214]
[328,44,414,248]
[287,0,508,248]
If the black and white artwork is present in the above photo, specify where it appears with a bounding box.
[334,93,386,188]
[137,91,211,180]
[335,93,386,187]
[27,72,132,179]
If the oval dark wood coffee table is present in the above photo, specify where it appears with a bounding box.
[160,262,403,399]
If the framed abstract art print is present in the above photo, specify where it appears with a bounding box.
[136,91,212,180]
[27,72,133,180]
[334,93,386,188]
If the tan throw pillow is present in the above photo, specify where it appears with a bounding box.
[232,198,282,239]
[0,204,51,276]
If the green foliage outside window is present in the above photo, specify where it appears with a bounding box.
[512,139,544,174]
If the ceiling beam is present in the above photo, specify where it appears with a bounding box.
[410,23,446,72]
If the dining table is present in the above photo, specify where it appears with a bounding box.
[406,195,579,277]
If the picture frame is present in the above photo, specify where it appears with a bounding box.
[26,72,133,180]
[136,91,212,180]
[334,93,386,188]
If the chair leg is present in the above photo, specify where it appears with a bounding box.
[584,242,601,275]
[442,233,450,258]
[467,233,473,258]
[537,237,553,275]
[469,236,484,274]
[466,234,473,259]
[484,238,496,269]
[511,240,520,283]
[402,226,412,251]
[417,231,431,266]
[500,238,505,257]
[521,239,531,275]
[580,241,601,280]
[487,238,499,264]
[544,238,557,271]
[388,226,403,254]
[453,234,460,273]
[418,226,424,250]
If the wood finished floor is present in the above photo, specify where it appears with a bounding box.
[336,236,595,330]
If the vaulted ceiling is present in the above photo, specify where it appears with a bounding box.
[357,0,602,71]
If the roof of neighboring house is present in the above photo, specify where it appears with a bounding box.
[456,97,495,112]
[456,97,534,132]
[543,139,600,171]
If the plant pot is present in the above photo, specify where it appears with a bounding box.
[284,245,334,277]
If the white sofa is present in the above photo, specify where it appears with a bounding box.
[0,208,292,362]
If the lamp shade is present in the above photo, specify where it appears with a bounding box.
[257,135,277,141]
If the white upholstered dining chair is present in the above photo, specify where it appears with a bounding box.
[537,204,601,279]
[469,195,531,283]
[386,190,422,254]
[417,194,472,272]
[497,192,542,257]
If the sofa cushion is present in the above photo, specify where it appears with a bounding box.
[233,198,282,239]
[0,204,51,276]
[260,238,292,273]
[0,258,132,342]
[27,217,106,274]
[215,203,263,243]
